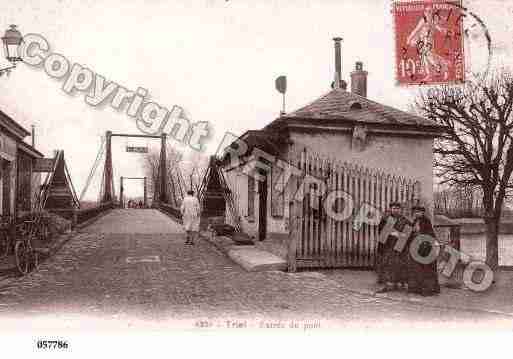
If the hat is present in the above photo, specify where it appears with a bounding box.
[389,202,402,208]
[412,205,426,212]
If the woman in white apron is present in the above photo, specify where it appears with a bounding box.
[180,190,201,245]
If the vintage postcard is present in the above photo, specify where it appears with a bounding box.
[0,0,512,356]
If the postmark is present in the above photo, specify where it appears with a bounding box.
[393,0,466,85]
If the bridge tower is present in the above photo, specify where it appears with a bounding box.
[159,133,167,203]
[102,131,114,203]
[101,131,168,206]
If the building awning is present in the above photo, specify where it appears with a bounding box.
[219,130,287,167]
[18,141,44,158]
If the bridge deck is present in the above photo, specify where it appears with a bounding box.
[83,209,183,234]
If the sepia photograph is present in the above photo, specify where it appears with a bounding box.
[0,0,512,356]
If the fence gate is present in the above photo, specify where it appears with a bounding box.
[288,151,420,271]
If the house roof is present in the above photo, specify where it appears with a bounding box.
[219,88,444,168]
[272,89,442,131]
[0,110,31,139]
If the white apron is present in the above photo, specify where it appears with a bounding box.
[180,195,201,231]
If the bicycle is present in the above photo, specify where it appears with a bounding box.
[14,217,40,275]
[34,212,50,241]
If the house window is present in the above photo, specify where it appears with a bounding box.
[248,176,255,218]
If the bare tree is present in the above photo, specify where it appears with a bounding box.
[434,186,483,218]
[140,145,183,205]
[416,70,513,271]
[180,152,209,194]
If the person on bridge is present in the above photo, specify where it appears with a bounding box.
[181,190,201,245]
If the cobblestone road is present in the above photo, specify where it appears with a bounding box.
[0,209,511,330]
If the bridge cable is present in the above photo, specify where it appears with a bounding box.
[79,136,106,202]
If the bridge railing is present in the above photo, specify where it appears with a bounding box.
[74,201,115,226]
[159,202,183,223]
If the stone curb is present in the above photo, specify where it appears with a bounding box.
[200,232,287,272]
[227,248,287,272]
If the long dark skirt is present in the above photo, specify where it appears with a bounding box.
[407,257,440,296]
[377,241,408,284]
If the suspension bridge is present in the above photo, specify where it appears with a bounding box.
[74,130,186,226]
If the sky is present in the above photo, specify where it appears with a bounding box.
[0,0,512,200]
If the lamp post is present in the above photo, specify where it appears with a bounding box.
[1,25,23,77]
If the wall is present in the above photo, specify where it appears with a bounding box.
[223,168,257,236]
[0,133,18,216]
[32,171,41,209]
[288,130,434,209]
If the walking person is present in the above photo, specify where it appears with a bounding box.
[180,190,201,245]
[407,206,440,296]
[376,202,412,293]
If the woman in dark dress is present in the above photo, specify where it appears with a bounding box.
[376,202,412,291]
[407,207,440,296]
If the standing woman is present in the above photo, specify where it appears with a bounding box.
[407,206,440,296]
[181,190,201,245]
[376,202,411,292]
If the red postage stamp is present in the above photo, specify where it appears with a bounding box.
[393,0,465,85]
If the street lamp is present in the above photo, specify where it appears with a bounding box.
[1,25,23,77]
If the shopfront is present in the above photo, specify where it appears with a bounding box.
[0,110,43,218]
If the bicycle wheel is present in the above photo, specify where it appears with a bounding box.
[15,241,30,275]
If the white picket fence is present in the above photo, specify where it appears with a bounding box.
[287,150,421,270]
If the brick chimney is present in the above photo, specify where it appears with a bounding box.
[350,61,367,97]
